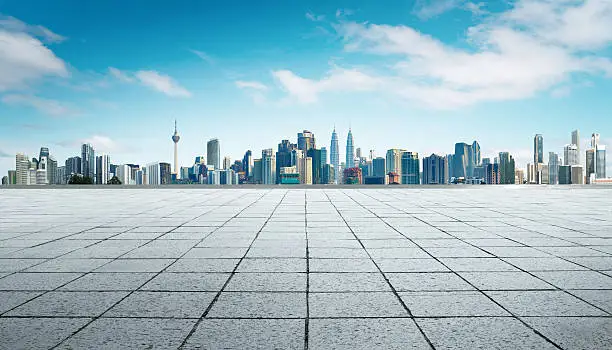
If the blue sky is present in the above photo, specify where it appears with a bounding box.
[1,0,611,177]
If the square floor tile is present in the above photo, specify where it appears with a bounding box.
[6,291,127,317]
[0,317,91,350]
[309,292,407,317]
[104,291,216,318]
[400,291,509,317]
[310,272,391,292]
[225,273,306,292]
[207,292,306,318]
[459,272,554,290]
[486,290,607,316]
[387,273,475,291]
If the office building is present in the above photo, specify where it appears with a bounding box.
[548,152,560,185]
[280,166,300,184]
[307,148,322,184]
[498,152,516,185]
[596,146,606,179]
[386,149,405,175]
[116,164,132,185]
[564,144,579,166]
[242,150,253,179]
[571,165,584,185]
[207,138,221,170]
[422,154,448,185]
[261,149,276,185]
[534,134,544,164]
[453,143,473,179]
[95,154,110,185]
[372,157,386,178]
[253,159,262,184]
[330,128,340,184]
[320,147,327,168]
[485,163,500,185]
[515,169,525,184]
[145,162,171,185]
[300,157,313,185]
[297,130,316,152]
[559,165,571,184]
[81,143,95,180]
[472,141,481,166]
[8,170,16,185]
[322,164,335,184]
[16,153,30,185]
[401,152,420,185]
[46,155,57,185]
[346,128,355,168]
[223,156,231,170]
[65,156,81,182]
[586,149,595,184]
[276,140,296,184]
[572,130,580,164]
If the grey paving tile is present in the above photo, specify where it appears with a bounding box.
[0,291,42,314]
[6,291,127,317]
[309,318,431,350]
[417,317,557,350]
[183,319,304,349]
[309,292,407,317]
[0,317,91,350]
[140,272,230,291]
[94,259,175,272]
[522,317,612,350]
[567,289,612,313]
[58,318,196,349]
[208,292,307,318]
[376,258,449,272]
[60,272,154,291]
[236,258,306,272]
[0,258,46,272]
[166,258,239,272]
[25,258,112,272]
[226,272,306,291]
[487,290,608,316]
[459,271,555,290]
[387,272,476,291]
[502,257,587,271]
[105,291,216,318]
[309,258,378,272]
[310,272,391,292]
[309,247,370,259]
[367,248,431,259]
[182,247,248,259]
[0,272,82,291]
[440,258,519,272]
[400,291,509,317]
[532,271,612,289]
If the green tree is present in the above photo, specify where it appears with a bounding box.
[107,176,122,185]
[68,175,94,184]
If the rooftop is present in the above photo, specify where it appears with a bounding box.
[0,187,610,349]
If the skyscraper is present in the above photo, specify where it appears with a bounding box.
[95,154,110,185]
[534,134,544,164]
[596,146,606,179]
[330,128,339,184]
[172,120,180,178]
[472,141,481,167]
[564,144,579,166]
[372,157,386,178]
[548,152,560,185]
[320,147,327,168]
[276,140,296,184]
[453,143,473,179]
[498,152,516,185]
[346,128,355,168]
[207,138,220,170]
[297,130,315,152]
[261,148,276,185]
[572,130,580,164]
[307,148,322,184]
[386,149,405,175]
[242,150,253,179]
[223,156,231,170]
[81,143,95,180]
[65,156,81,180]
[47,155,57,185]
[15,153,30,185]
[422,154,448,185]
[401,152,420,184]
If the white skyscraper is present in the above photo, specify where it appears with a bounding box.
[261,149,276,185]
[564,144,579,166]
[207,138,221,170]
[15,153,30,185]
[346,128,355,168]
[572,130,580,164]
[330,128,339,184]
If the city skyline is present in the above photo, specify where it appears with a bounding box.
[1,0,612,177]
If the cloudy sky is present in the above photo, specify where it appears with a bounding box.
[1,0,611,177]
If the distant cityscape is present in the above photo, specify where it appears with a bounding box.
[2,124,608,186]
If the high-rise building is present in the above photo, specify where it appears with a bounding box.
[422,154,447,185]
[527,163,536,184]
[564,144,579,166]
[596,146,606,179]
[223,156,231,170]
[548,152,560,185]
[571,165,584,185]
[346,128,355,168]
[559,165,572,184]
[534,134,544,165]
[453,143,473,179]
[145,162,171,185]
[300,156,313,185]
[485,163,500,185]
[472,141,481,167]
[39,147,49,161]
[297,130,315,152]
[47,156,57,185]
[116,164,132,185]
[242,150,253,179]
[386,149,405,176]
[372,157,386,178]
[307,148,322,184]
[320,147,327,168]
[253,159,262,184]
[330,128,340,184]
[401,152,420,185]
[515,169,525,184]
[95,154,110,185]
[356,147,362,159]
[572,130,580,164]
[276,140,296,184]
[322,164,335,184]
[172,120,180,178]
[498,152,516,185]
[207,138,220,170]
[261,149,276,185]
[15,153,30,185]
[81,143,95,180]
[586,148,595,184]
[343,167,362,184]
[8,170,16,185]
[160,163,171,184]
[36,156,48,185]
[65,156,81,178]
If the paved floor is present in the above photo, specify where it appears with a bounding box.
[0,187,610,349]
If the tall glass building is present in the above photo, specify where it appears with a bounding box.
[534,134,544,164]
[297,130,315,152]
[548,152,560,184]
[422,154,447,185]
[453,143,472,179]
[401,152,420,184]
[207,139,221,170]
[261,149,276,185]
[81,143,95,180]
[346,128,355,168]
[330,128,339,184]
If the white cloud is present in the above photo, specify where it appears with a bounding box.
[108,68,192,97]
[135,70,192,97]
[189,49,214,64]
[82,135,119,153]
[0,14,66,43]
[412,0,486,19]
[306,11,325,22]
[274,0,612,109]
[0,17,68,91]
[108,67,134,82]
[1,94,77,116]
[235,80,268,90]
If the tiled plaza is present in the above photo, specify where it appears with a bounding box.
[0,187,611,349]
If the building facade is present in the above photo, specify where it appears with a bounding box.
[401,152,420,185]
[422,154,447,185]
[330,128,339,184]
[345,129,355,169]
[207,138,221,170]
[81,143,95,180]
